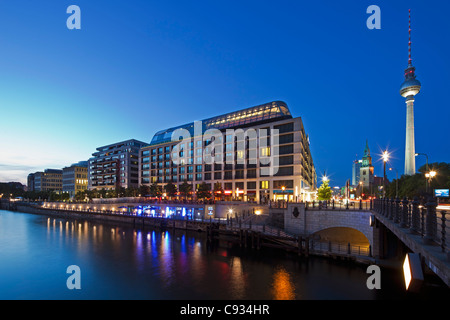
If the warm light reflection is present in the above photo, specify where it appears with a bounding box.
[271,266,296,300]
[229,257,245,299]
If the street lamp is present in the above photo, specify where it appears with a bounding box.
[389,167,398,198]
[414,153,429,172]
[382,150,389,198]
[425,170,437,193]
[415,153,430,192]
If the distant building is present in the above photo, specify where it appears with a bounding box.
[63,161,88,198]
[360,140,374,189]
[27,173,35,192]
[31,169,63,193]
[352,159,362,186]
[88,139,148,191]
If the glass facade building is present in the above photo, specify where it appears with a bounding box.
[140,101,316,202]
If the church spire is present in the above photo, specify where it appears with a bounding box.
[364,140,370,157]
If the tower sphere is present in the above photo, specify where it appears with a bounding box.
[400,76,421,98]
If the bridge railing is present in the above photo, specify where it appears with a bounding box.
[305,199,372,211]
[373,197,449,254]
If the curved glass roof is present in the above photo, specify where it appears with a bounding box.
[150,101,292,146]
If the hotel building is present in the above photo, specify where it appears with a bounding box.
[88,139,148,191]
[139,101,316,203]
[62,161,89,198]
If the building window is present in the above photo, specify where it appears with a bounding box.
[274,166,293,176]
[274,122,294,134]
[273,180,294,189]
[247,181,256,189]
[235,182,244,189]
[260,181,269,189]
[260,147,271,157]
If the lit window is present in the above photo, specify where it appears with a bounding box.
[261,147,271,157]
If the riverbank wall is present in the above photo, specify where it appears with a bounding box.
[13,203,216,232]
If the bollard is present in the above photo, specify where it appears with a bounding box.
[401,197,409,228]
[441,211,447,253]
[387,198,393,220]
[394,198,401,223]
[410,197,421,234]
[424,197,438,245]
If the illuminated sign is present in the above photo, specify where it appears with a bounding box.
[434,189,449,198]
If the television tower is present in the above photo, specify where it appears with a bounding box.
[400,9,421,176]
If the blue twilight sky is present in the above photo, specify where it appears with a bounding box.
[0,0,449,186]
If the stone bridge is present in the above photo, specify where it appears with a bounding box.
[282,203,373,248]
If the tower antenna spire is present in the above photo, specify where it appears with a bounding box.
[408,9,412,66]
[400,9,421,176]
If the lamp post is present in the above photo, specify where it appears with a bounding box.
[414,153,429,172]
[415,153,430,192]
[382,150,389,198]
[389,167,398,198]
[425,170,436,194]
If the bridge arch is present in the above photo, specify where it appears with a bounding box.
[284,204,374,248]
[312,227,370,247]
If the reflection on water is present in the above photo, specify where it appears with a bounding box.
[1,211,448,300]
[272,266,296,300]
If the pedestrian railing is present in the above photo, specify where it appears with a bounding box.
[310,240,371,257]
[373,197,449,254]
[305,199,372,211]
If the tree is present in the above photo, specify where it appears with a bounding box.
[196,182,211,200]
[164,181,177,198]
[317,179,332,201]
[149,183,162,198]
[75,191,87,202]
[139,185,150,197]
[213,182,223,200]
[386,162,450,199]
[179,180,192,200]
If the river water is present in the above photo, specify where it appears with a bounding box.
[0,210,448,300]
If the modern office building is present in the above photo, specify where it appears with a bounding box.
[27,173,35,192]
[28,169,63,193]
[352,159,362,186]
[62,161,88,198]
[139,101,316,203]
[88,139,148,191]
